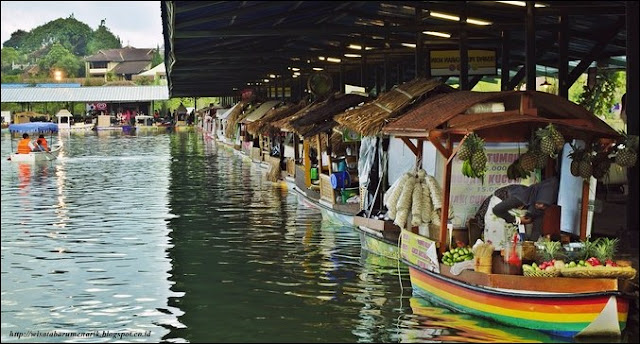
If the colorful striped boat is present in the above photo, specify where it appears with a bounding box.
[401,229,631,338]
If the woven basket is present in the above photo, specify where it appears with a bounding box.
[523,269,561,278]
[560,266,637,279]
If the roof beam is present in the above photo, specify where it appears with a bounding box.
[173,23,526,39]
[177,1,291,29]
[568,18,626,86]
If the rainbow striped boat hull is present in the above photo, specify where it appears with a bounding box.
[401,229,630,338]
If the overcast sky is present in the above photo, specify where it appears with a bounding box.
[1,1,163,49]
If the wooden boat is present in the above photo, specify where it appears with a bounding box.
[8,122,63,162]
[401,229,631,338]
[380,90,631,338]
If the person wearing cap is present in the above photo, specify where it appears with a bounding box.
[492,176,559,241]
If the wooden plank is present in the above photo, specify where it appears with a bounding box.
[303,139,311,187]
[428,134,449,158]
[316,134,323,175]
[439,138,453,253]
[401,137,419,156]
[440,265,620,293]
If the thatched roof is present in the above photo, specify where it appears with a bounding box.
[335,78,454,136]
[246,100,307,136]
[271,101,321,132]
[224,101,249,138]
[382,90,620,142]
[289,93,368,137]
[240,100,281,124]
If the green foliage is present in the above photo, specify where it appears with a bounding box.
[577,70,626,119]
[151,45,163,68]
[1,48,21,69]
[86,24,121,55]
[19,17,93,56]
[38,43,83,77]
[3,29,28,49]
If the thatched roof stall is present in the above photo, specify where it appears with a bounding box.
[335,78,454,136]
[382,90,621,252]
[384,90,619,141]
[240,100,282,125]
[224,101,250,138]
[289,93,368,138]
[246,100,307,136]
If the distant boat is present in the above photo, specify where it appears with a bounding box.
[8,122,63,163]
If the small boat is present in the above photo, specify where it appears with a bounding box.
[8,122,63,163]
[56,109,93,132]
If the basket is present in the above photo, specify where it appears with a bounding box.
[523,269,561,277]
[560,266,637,279]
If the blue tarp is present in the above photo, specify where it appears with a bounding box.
[9,122,58,133]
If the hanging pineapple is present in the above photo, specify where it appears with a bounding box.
[547,123,565,152]
[457,135,475,161]
[536,127,556,156]
[519,152,537,172]
[591,143,612,180]
[568,143,592,179]
[614,132,638,168]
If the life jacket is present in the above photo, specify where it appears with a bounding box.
[17,138,32,154]
[39,138,49,150]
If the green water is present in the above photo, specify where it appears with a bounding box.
[1,131,635,343]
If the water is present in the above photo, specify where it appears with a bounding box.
[1,130,636,343]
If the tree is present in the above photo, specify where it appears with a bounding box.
[39,43,82,77]
[87,22,122,55]
[1,47,20,70]
[151,45,163,68]
[577,70,626,119]
[3,29,28,49]
[20,17,93,55]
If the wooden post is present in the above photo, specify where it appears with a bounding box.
[303,139,311,187]
[579,179,590,240]
[439,137,453,253]
[293,134,300,162]
[525,2,536,92]
[316,134,323,174]
[501,30,510,91]
[326,133,333,175]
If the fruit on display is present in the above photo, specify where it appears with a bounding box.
[568,143,593,179]
[459,133,487,179]
[506,158,530,180]
[442,246,474,266]
[614,131,638,168]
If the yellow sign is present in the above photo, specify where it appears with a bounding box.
[401,229,440,273]
[430,50,496,76]
[449,145,537,225]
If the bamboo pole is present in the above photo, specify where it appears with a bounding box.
[439,137,453,253]
[303,139,311,187]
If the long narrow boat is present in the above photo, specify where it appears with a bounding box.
[291,183,357,227]
[379,91,632,338]
[401,229,631,338]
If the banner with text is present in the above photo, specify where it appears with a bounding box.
[430,50,497,76]
[449,145,538,225]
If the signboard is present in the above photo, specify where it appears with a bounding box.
[429,50,497,76]
[401,230,440,273]
[86,103,107,111]
[449,144,538,226]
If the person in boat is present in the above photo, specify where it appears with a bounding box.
[37,134,50,152]
[17,133,38,153]
[492,176,559,241]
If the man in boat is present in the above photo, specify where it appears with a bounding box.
[492,176,559,241]
[16,133,38,153]
[37,134,50,152]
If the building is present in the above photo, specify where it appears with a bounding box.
[133,63,167,85]
[84,47,154,81]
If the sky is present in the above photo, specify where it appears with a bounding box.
[1,1,163,49]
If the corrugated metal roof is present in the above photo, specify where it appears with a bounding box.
[1,86,169,103]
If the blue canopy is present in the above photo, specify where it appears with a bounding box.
[9,122,59,133]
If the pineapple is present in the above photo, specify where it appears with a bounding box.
[570,160,580,177]
[457,137,473,161]
[579,237,599,261]
[547,124,565,152]
[471,149,487,175]
[519,152,537,172]
[535,150,547,169]
[594,238,619,263]
[578,159,593,179]
[538,240,563,263]
[615,147,637,167]
[540,136,555,156]
[591,153,611,180]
